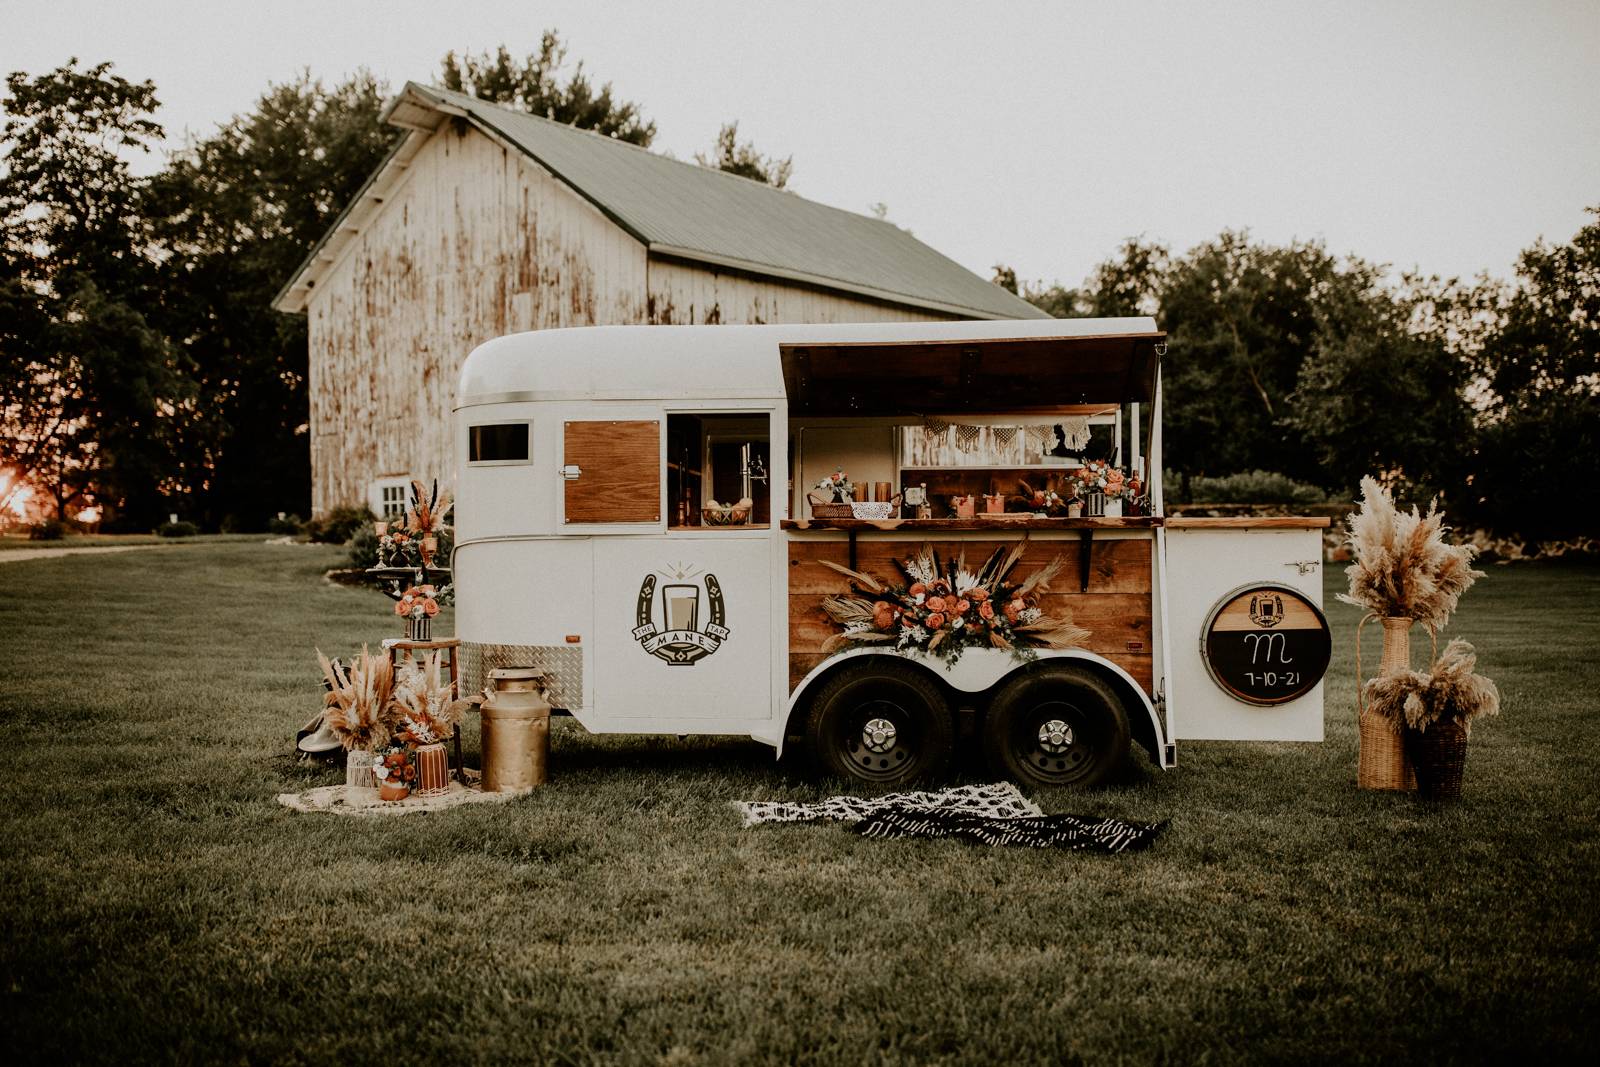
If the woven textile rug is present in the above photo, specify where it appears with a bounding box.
[735,782,1043,828]
[276,781,518,817]
[854,809,1166,853]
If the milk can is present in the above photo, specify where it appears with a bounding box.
[479,668,550,791]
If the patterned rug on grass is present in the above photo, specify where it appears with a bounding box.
[735,782,1043,828]
[854,808,1167,853]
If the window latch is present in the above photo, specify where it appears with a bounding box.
[1285,559,1320,575]
[560,464,582,480]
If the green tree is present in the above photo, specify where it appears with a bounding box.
[0,59,189,525]
[1468,208,1600,539]
[695,121,792,188]
[147,71,395,528]
[441,33,656,145]
[1284,269,1473,502]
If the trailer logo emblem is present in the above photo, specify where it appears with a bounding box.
[633,566,729,666]
[1249,592,1285,628]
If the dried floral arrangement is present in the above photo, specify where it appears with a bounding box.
[1362,639,1501,735]
[814,469,855,501]
[1340,476,1484,630]
[316,646,401,751]
[393,652,471,745]
[820,542,1090,665]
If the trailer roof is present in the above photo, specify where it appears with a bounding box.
[457,319,1163,410]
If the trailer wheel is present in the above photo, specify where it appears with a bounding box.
[806,661,953,786]
[983,664,1130,789]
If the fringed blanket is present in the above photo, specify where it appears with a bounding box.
[854,808,1166,853]
[737,783,1165,854]
[734,782,1043,828]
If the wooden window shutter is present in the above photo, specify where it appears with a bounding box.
[563,420,661,524]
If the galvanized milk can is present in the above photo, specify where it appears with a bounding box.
[479,668,550,791]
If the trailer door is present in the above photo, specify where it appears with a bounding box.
[561,418,663,528]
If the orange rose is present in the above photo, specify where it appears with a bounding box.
[926,612,946,629]
[969,588,989,602]
[978,601,995,619]
[954,598,970,615]
[1004,604,1020,622]
[909,582,927,596]
[423,599,440,617]
[394,600,408,616]
[926,596,946,613]
[872,603,895,630]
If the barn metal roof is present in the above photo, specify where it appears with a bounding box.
[275,83,1049,321]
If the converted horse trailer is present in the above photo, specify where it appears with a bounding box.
[452,319,1332,787]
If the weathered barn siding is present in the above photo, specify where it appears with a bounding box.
[644,259,944,327]
[305,123,949,514]
[306,123,649,512]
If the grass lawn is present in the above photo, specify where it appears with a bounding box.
[0,532,269,551]
[1,542,1596,1064]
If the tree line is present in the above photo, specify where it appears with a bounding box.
[995,215,1598,540]
[3,38,1594,540]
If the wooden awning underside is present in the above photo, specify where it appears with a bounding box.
[779,332,1164,417]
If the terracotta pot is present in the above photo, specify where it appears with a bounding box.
[379,777,411,802]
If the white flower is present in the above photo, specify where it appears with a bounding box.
[1020,607,1042,625]
[914,593,926,605]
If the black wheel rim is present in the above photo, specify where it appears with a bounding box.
[837,696,919,781]
[1011,698,1105,786]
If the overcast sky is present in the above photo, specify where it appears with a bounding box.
[4,0,1597,290]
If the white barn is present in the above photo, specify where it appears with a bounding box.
[274,82,1047,516]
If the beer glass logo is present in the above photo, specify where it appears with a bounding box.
[633,565,729,666]
[1249,592,1285,628]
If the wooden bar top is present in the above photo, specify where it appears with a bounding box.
[780,516,1162,531]
[781,515,1332,531]
[1165,516,1332,529]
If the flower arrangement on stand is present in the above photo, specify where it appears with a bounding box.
[395,585,443,641]
[820,542,1089,666]
[1341,476,1486,793]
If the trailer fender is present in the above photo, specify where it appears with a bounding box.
[776,647,1165,766]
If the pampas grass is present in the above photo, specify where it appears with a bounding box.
[1362,638,1501,735]
[1340,476,1483,630]
[316,645,401,751]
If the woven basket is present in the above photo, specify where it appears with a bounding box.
[1357,616,1419,792]
[1403,721,1468,801]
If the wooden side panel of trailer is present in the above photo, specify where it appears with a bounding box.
[786,536,1154,695]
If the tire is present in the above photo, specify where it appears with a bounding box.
[806,660,954,786]
[983,664,1130,789]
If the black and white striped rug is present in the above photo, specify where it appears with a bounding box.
[854,807,1166,853]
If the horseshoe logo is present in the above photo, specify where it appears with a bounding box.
[632,572,730,666]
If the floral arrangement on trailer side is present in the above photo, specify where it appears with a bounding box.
[819,541,1090,666]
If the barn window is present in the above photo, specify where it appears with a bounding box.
[369,476,412,520]
[667,413,771,529]
[469,422,531,464]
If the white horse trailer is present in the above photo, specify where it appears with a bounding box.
[452,319,1332,787]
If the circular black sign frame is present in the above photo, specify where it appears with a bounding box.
[1199,582,1331,707]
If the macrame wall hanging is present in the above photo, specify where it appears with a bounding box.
[953,423,982,453]
[1056,417,1091,451]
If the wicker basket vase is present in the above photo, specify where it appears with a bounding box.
[1358,616,1419,792]
[1403,721,1469,801]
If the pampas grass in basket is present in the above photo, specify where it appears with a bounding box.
[1340,476,1483,632]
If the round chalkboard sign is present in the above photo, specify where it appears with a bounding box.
[1201,584,1331,706]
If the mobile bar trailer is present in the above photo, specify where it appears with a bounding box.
[451,319,1333,787]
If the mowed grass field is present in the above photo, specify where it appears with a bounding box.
[1,542,1596,1065]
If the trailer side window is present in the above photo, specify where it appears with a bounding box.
[667,413,770,529]
[469,422,531,464]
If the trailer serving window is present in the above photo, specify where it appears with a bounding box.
[666,413,770,529]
